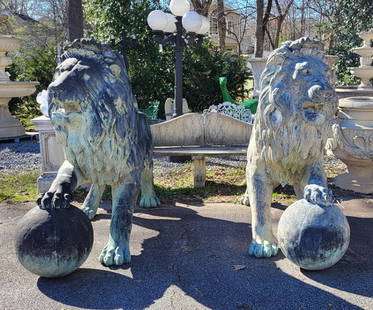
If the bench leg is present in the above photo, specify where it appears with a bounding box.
[193,156,206,188]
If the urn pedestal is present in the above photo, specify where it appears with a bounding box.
[247,57,267,98]
[31,116,64,193]
[327,97,373,194]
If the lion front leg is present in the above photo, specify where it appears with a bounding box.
[99,181,140,266]
[246,166,278,258]
[39,160,83,209]
[140,157,160,208]
[82,184,105,220]
[297,161,334,205]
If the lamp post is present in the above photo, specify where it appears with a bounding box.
[147,0,209,117]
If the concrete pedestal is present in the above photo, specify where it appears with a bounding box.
[31,116,64,193]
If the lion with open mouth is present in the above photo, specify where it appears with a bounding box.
[241,37,338,258]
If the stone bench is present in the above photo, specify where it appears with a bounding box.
[32,112,252,191]
[150,112,252,187]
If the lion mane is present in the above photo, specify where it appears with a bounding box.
[48,39,151,185]
[249,37,337,182]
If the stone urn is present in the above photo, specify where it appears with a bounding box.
[327,97,373,194]
[247,57,267,98]
[0,35,38,138]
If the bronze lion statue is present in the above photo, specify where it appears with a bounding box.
[40,39,160,266]
[241,37,338,258]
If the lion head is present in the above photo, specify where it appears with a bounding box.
[47,39,143,184]
[251,37,338,165]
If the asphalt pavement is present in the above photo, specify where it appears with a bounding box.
[1,199,372,310]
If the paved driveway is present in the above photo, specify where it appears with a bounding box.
[0,199,372,310]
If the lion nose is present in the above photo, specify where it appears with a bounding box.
[308,85,334,100]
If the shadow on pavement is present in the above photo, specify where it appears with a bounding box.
[38,205,367,310]
[302,214,373,298]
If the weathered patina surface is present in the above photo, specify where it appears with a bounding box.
[40,39,159,266]
[241,37,338,258]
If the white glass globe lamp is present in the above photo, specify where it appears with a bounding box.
[170,0,190,17]
[147,10,168,31]
[182,11,203,33]
[196,16,210,35]
[164,13,177,33]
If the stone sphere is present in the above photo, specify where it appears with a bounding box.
[15,205,94,278]
[277,199,350,270]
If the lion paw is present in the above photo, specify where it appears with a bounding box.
[140,194,160,208]
[240,194,250,206]
[304,184,334,205]
[248,240,278,258]
[39,190,72,209]
[82,206,97,220]
[99,241,131,266]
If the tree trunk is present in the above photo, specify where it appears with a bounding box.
[217,0,226,51]
[255,0,264,57]
[255,0,272,57]
[274,16,285,48]
[68,0,84,41]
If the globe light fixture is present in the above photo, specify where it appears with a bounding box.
[164,13,177,33]
[170,0,190,16]
[197,16,210,35]
[147,2,208,117]
[147,10,168,32]
[182,11,203,33]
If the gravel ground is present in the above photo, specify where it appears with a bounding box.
[0,140,41,171]
[0,140,346,177]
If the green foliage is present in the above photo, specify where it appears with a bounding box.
[84,0,250,115]
[184,41,251,111]
[8,45,57,128]
[329,0,373,86]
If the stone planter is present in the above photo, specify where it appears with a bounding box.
[31,116,64,193]
[327,97,373,193]
[247,57,267,98]
[0,36,38,138]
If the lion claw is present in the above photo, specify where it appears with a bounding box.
[99,241,131,266]
[304,184,333,205]
[140,194,160,208]
[248,240,278,258]
[40,190,71,209]
[82,207,97,220]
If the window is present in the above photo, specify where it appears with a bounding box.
[210,17,218,34]
[227,20,234,35]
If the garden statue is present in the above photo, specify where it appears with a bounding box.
[241,37,338,258]
[39,39,160,266]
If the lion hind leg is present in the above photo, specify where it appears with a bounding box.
[247,167,278,258]
[140,157,160,208]
[100,181,140,266]
[82,184,105,220]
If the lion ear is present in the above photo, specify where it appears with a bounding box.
[110,64,121,78]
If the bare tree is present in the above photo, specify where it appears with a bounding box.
[270,0,294,48]
[217,0,226,51]
[306,0,342,50]
[190,0,213,16]
[255,0,272,57]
